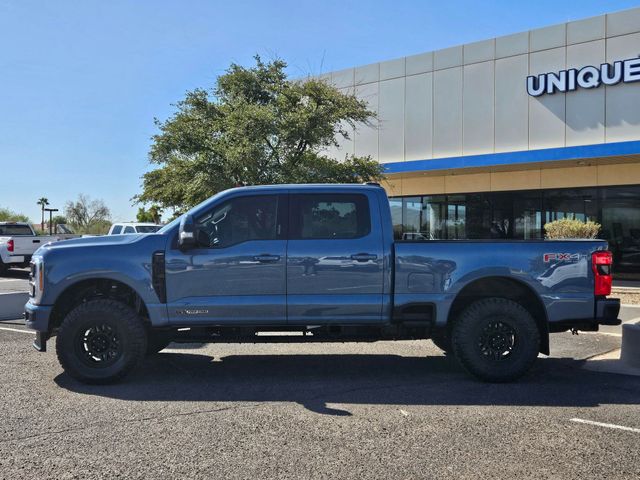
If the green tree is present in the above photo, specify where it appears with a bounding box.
[136,205,163,224]
[0,207,30,223]
[137,56,383,211]
[37,197,49,230]
[64,194,111,234]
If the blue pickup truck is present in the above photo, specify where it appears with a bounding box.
[24,183,620,384]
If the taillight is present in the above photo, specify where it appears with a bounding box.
[592,251,613,296]
[7,239,14,252]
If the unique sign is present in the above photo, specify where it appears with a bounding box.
[527,56,640,97]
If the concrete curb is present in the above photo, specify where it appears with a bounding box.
[583,322,640,377]
[621,323,640,369]
[0,292,28,321]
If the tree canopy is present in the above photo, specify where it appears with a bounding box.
[0,207,29,223]
[137,56,383,212]
[64,194,111,234]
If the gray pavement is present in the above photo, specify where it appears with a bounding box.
[0,319,638,479]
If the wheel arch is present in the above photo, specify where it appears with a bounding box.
[49,278,151,333]
[446,276,549,355]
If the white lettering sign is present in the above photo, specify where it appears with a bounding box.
[527,56,640,96]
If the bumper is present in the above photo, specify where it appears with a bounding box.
[24,301,53,352]
[549,297,621,333]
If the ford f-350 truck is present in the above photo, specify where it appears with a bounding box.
[24,184,621,384]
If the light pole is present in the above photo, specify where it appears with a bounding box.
[44,208,59,235]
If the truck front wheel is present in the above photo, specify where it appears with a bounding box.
[451,298,540,383]
[56,299,147,384]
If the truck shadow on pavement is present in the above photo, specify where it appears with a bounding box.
[55,352,640,416]
[0,269,29,280]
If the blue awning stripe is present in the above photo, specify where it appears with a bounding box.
[382,140,640,174]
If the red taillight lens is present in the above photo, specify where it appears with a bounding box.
[7,239,14,252]
[592,251,613,296]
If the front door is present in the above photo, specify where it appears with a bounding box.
[165,194,287,324]
[286,192,384,324]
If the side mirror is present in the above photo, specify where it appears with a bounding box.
[178,214,197,250]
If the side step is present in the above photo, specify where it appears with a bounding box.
[168,323,433,344]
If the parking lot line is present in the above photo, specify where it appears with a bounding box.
[570,418,640,434]
[0,326,33,335]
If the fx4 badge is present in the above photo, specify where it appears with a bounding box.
[543,253,584,263]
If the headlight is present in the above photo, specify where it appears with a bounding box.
[29,259,44,305]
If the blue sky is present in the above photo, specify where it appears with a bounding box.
[1,0,639,223]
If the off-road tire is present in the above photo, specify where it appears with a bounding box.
[56,299,147,384]
[451,297,540,383]
[431,330,452,353]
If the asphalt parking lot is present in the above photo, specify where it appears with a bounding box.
[1,311,639,479]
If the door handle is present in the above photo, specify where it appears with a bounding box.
[351,253,377,262]
[253,254,280,263]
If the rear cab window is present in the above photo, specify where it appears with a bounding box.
[289,194,371,240]
[0,225,34,236]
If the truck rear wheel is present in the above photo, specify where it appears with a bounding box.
[56,299,147,384]
[451,298,540,383]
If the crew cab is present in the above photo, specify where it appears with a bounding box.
[0,222,57,274]
[24,184,621,384]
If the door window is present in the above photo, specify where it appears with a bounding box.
[289,194,370,240]
[196,195,279,248]
[123,226,135,234]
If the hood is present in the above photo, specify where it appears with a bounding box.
[35,233,153,255]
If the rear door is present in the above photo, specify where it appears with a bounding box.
[286,191,384,324]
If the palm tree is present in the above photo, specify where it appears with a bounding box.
[37,197,49,231]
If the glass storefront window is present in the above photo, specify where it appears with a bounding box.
[513,191,542,239]
[402,197,422,239]
[600,186,640,279]
[421,196,447,239]
[389,198,403,240]
[446,195,466,239]
[389,185,639,279]
[543,188,597,224]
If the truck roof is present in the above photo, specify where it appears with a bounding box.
[223,183,383,193]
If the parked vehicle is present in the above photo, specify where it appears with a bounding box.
[107,222,162,235]
[24,184,620,384]
[0,222,57,274]
[53,224,82,241]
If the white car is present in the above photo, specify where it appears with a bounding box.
[0,222,57,274]
[107,222,162,235]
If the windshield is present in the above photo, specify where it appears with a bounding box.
[157,191,229,235]
[157,216,182,234]
[135,225,161,233]
[0,225,33,236]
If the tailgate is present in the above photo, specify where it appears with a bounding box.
[12,237,47,255]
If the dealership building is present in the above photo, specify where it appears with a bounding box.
[323,6,640,279]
